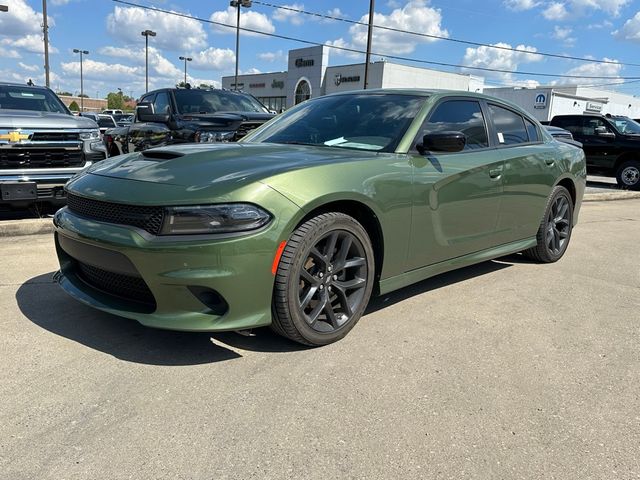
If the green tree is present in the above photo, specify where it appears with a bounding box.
[57,91,73,96]
[68,100,80,111]
[107,92,125,110]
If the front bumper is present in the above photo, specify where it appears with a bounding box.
[52,203,292,332]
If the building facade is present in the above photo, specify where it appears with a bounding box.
[221,45,485,111]
[485,86,640,122]
[58,95,108,112]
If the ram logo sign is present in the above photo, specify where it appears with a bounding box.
[534,93,547,109]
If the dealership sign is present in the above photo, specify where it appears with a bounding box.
[334,74,361,86]
[534,92,547,109]
[271,80,284,89]
[295,58,314,68]
[586,101,603,112]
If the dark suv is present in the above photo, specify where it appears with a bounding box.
[105,87,275,157]
[550,114,640,190]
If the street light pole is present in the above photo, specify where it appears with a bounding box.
[72,49,89,111]
[179,56,192,86]
[230,0,251,91]
[141,29,156,93]
[363,0,375,89]
[42,0,50,87]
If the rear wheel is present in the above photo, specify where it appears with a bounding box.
[272,212,375,346]
[615,160,640,190]
[523,185,573,263]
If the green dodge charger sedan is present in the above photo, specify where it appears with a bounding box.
[53,90,586,346]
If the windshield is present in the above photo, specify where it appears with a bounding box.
[245,94,426,152]
[609,116,640,134]
[174,90,268,114]
[0,85,68,114]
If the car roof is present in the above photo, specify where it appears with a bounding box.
[0,82,51,90]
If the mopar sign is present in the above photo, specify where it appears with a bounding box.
[534,92,547,109]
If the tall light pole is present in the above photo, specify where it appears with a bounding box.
[230,0,251,91]
[73,49,88,111]
[141,29,156,93]
[179,56,192,86]
[42,0,50,87]
[363,0,375,89]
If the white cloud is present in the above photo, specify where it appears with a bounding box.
[272,3,305,25]
[0,0,44,36]
[613,12,640,41]
[543,2,569,20]
[51,0,72,5]
[61,59,140,81]
[569,0,629,16]
[328,0,449,57]
[99,46,182,78]
[503,0,541,11]
[0,34,58,55]
[552,25,576,45]
[243,67,262,74]
[18,62,40,72]
[257,50,286,62]
[462,42,543,82]
[190,47,235,70]
[106,6,207,51]
[210,7,276,36]
[559,57,623,84]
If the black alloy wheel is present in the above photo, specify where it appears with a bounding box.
[616,160,640,191]
[523,185,574,263]
[272,212,375,346]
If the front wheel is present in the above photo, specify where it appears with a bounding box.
[523,185,574,263]
[272,212,375,346]
[615,160,640,190]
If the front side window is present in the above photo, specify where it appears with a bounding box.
[489,104,528,145]
[583,117,612,136]
[246,93,426,152]
[153,92,171,114]
[417,100,488,151]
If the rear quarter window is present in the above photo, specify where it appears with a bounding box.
[489,104,528,145]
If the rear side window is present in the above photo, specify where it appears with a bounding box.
[525,118,539,142]
[489,104,528,145]
[419,100,488,150]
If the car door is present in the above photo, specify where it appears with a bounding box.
[127,91,172,152]
[488,103,558,244]
[407,98,505,270]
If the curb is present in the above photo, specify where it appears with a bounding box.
[583,191,640,202]
[0,218,55,238]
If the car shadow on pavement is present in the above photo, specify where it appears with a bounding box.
[16,272,307,366]
[17,259,518,363]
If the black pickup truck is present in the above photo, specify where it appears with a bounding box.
[104,87,275,157]
[550,114,640,190]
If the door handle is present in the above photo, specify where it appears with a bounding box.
[489,167,503,179]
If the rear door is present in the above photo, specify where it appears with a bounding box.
[407,98,505,269]
[489,103,558,244]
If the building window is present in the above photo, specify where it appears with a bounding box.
[294,79,311,105]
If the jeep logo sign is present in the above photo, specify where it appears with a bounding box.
[334,74,361,86]
[534,93,547,109]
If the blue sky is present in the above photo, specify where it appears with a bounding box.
[1,0,640,99]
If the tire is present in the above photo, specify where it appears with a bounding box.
[272,212,375,346]
[523,185,574,263]
[615,160,640,190]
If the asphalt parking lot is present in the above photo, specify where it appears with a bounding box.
[0,198,638,479]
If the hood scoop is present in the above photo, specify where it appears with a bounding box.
[141,150,185,160]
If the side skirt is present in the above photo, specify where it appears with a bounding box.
[378,237,537,295]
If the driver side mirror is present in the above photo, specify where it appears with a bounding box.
[136,102,170,123]
[418,131,466,154]
[594,126,615,138]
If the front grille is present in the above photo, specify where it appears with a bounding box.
[31,132,80,142]
[76,261,156,310]
[0,149,84,169]
[66,193,165,235]
[236,122,264,138]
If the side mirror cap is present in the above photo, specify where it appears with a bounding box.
[418,131,466,153]
[595,126,615,138]
[136,102,170,123]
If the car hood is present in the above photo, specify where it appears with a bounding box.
[0,109,98,129]
[85,143,376,189]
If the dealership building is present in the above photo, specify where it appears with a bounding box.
[485,85,640,122]
[221,45,485,112]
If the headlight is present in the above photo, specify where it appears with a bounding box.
[196,131,235,143]
[160,204,271,235]
[79,129,100,140]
